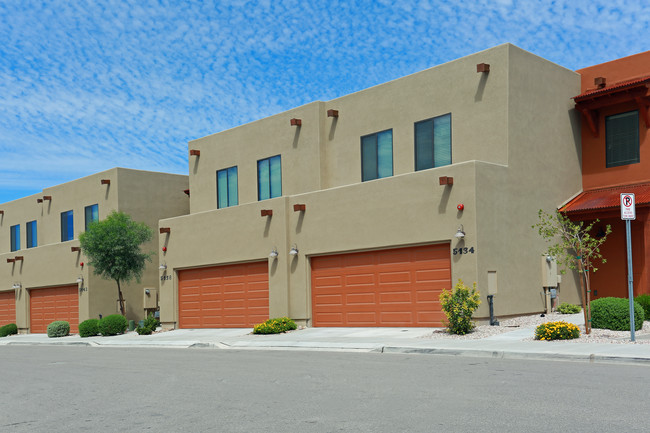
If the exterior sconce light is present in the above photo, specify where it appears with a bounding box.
[290,118,302,126]
[594,76,606,88]
[546,255,553,263]
[101,179,111,185]
[14,256,24,261]
[293,204,306,212]
[289,244,299,256]
[454,225,466,239]
[327,109,339,118]
[12,283,21,289]
[37,199,43,203]
[261,209,273,217]
[457,204,464,211]
[269,247,278,259]
[160,227,171,234]
[43,196,52,201]
[159,263,167,270]
[189,149,201,156]
[0,210,3,215]
[183,189,190,196]
[76,276,84,284]
[439,176,454,185]
[7,258,15,263]
[71,246,81,252]
[476,63,490,73]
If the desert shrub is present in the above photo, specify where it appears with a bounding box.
[136,313,160,335]
[591,297,644,331]
[79,319,100,337]
[439,279,481,335]
[253,317,297,334]
[0,323,18,337]
[98,314,128,336]
[634,294,650,321]
[47,321,70,338]
[557,302,581,314]
[535,321,580,340]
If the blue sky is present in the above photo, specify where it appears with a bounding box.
[1,0,648,203]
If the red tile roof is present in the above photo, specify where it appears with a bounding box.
[560,183,650,214]
[574,75,650,101]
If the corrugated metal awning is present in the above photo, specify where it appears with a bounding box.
[560,183,650,214]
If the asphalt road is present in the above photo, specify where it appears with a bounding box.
[0,346,647,432]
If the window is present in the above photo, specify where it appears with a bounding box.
[606,110,639,167]
[61,210,74,242]
[415,113,451,171]
[26,221,37,248]
[257,155,282,200]
[10,225,20,252]
[217,166,238,208]
[361,129,393,181]
[85,204,99,230]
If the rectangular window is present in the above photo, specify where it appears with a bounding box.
[415,113,452,171]
[26,220,37,248]
[217,166,239,208]
[361,129,393,181]
[85,204,99,230]
[10,225,20,252]
[61,210,74,242]
[606,110,639,167]
[257,155,282,200]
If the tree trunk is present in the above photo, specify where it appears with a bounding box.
[577,259,590,335]
[585,266,592,334]
[116,279,126,316]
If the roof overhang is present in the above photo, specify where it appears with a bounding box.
[560,182,650,215]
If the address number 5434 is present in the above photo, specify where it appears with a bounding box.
[453,247,475,255]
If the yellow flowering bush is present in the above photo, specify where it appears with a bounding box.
[439,279,481,335]
[253,317,297,334]
[535,321,580,341]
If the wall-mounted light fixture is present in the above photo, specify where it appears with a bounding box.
[43,196,52,201]
[12,283,21,289]
[71,246,81,252]
[594,76,606,88]
[476,63,490,73]
[101,179,111,185]
[293,204,306,212]
[269,247,278,259]
[183,189,190,196]
[159,263,167,270]
[261,209,273,217]
[189,149,201,156]
[7,258,15,263]
[37,198,43,203]
[159,227,171,234]
[454,225,466,240]
[439,176,454,185]
[76,276,84,284]
[327,109,339,118]
[14,256,24,261]
[290,118,302,126]
[0,210,4,215]
[289,244,299,256]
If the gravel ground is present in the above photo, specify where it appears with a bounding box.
[425,312,650,344]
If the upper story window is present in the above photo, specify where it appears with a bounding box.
[10,224,20,252]
[258,155,282,200]
[606,110,639,168]
[415,113,451,171]
[61,210,74,242]
[217,166,238,208]
[26,220,37,248]
[85,204,99,230]
[361,129,393,181]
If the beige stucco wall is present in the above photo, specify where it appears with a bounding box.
[0,168,189,332]
[159,43,583,328]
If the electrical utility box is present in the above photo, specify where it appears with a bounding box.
[143,287,159,309]
[541,257,558,287]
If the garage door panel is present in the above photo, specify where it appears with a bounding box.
[30,285,79,333]
[0,292,16,324]
[178,261,269,329]
[312,244,451,327]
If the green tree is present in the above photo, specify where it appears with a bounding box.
[533,209,611,334]
[79,211,153,316]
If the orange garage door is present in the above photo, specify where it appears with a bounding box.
[311,244,451,327]
[30,285,79,333]
[0,291,16,325]
[178,261,269,328]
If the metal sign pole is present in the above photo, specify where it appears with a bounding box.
[626,219,635,342]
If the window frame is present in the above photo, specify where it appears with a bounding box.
[414,113,452,171]
[26,220,37,249]
[257,155,282,201]
[84,204,99,231]
[217,166,239,209]
[361,129,393,182]
[605,110,640,168]
[61,210,74,242]
[10,224,20,252]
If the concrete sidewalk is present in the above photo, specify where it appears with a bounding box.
[2,324,650,365]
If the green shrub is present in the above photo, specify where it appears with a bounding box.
[535,321,580,340]
[98,314,128,336]
[439,279,481,335]
[136,313,160,335]
[634,294,650,321]
[557,302,581,314]
[47,321,70,338]
[0,323,18,337]
[253,317,297,334]
[79,319,100,337]
[591,297,644,331]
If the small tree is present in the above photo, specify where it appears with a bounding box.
[533,209,611,334]
[79,211,153,316]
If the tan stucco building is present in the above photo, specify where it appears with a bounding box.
[0,168,188,333]
[158,44,583,329]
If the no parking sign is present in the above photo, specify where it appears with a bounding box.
[620,193,635,220]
